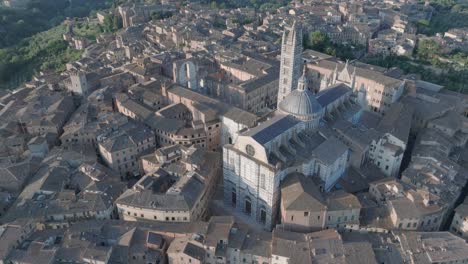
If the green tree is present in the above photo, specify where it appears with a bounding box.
[102,14,122,32]
[418,19,430,27]
[325,46,336,57]
[151,10,174,21]
[210,1,218,9]
[305,31,331,51]
[113,14,123,30]
[451,4,466,12]
[417,39,441,63]
[102,14,113,32]
[302,30,358,60]
[0,0,111,49]
[0,24,82,90]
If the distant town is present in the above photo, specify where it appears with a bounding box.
[0,0,468,263]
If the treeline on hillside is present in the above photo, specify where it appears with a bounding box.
[0,25,82,90]
[418,0,468,35]
[0,0,111,48]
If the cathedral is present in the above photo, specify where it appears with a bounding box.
[222,22,363,229]
[320,60,356,90]
[308,54,406,115]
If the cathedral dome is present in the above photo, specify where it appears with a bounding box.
[278,88,323,119]
[278,68,323,121]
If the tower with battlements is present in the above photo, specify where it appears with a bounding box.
[69,70,88,95]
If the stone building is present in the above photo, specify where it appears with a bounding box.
[173,58,198,91]
[163,84,258,149]
[116,145,220,223]
[217,52,279,113]
[368,102,413,177]
[97,122,156,177]
[450,198,468,239]
[67,70,88,95]
[397,232,468,264]
[308,59,405,115]
[280,173,361,232]
[167,216,348,264]
[369,178,446,231]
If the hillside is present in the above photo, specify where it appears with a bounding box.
[0,0,113,89]
[0,23,85,89]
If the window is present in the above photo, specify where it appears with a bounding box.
[260,174,266,189]
[231,190,237,207]
[245,144,255,156]
[245,197,252,215]
[260,209,266,224]
[304,212,309,217]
